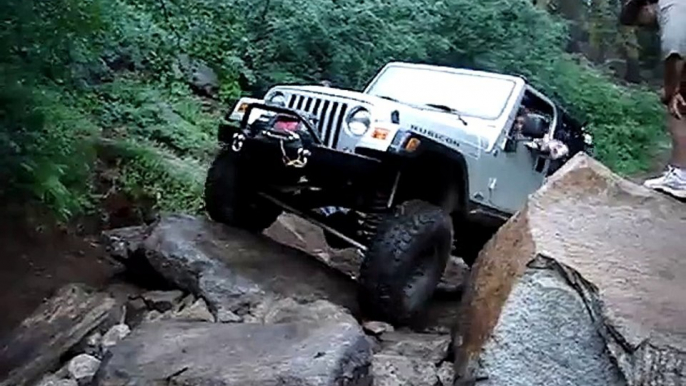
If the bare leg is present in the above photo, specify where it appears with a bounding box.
[643,102,686,198]
[667,105,686,169]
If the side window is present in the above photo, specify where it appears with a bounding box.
[513,89,554,139]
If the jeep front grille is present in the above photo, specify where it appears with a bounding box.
[287,93,349,148]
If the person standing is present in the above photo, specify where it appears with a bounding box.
[620,0,686,198]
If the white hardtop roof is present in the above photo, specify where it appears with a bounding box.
[375,61,526,84]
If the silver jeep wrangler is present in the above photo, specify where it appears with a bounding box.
[205,61,594,325]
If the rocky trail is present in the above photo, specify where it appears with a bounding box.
[0,206,465,386]
[1,153,686,386]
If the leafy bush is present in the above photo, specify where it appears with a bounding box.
[104,139,209,214]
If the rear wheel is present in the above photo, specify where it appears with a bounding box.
[357,200,453,326]
[204,148,281,232]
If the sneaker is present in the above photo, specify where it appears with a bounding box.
[643,165,674,189]
[643,166,686,199]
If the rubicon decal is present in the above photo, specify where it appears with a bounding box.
[410,125,460,147]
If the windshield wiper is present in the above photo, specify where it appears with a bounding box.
[423,103,468,126]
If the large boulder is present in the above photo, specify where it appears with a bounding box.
[175,54,219,97]
[0,284,116,386]
[129,214,359,322]
[94,320,373,386]
[452,153,686,386]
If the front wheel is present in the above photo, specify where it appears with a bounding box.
[357,200,453,326]
[204,148,281,232]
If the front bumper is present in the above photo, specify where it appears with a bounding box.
[218,103,385,183]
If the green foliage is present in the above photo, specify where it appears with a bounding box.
[0,0,669,221]
[106,139,208,214]
[0,80,98,220]
[90,76,218,160]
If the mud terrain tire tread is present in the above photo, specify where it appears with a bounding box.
[357,200,453,325]
[204,148,280,232]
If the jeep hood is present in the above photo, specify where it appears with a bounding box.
[274,85,502,153]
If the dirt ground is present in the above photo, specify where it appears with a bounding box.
[0,206,120,339]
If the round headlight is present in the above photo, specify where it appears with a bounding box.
[266,92,287,107]
[347,108,371,136]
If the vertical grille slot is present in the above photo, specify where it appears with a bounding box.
[304,97,313,112]
[296,96,305,110]
[319,100,331,140]
[283,92,354,148]
[325,102,340,145]
[332,104,348,148]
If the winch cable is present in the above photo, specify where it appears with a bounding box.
[279,139,308,168]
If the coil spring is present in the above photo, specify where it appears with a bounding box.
[356,190,391,243]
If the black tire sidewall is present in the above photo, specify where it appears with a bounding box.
[204,148,280,232]
[358,200,453,325]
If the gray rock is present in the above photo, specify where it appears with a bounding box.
[123,298,147,327]
[143,310,169,323]
[100,226,146,264]
[362,321,394,336]
[135,214,359,323]
[83,332,103,357]
[257,297,356,325]
[141,290,184,312]
[33,375,77,386]
[95,320,372,386]
[175,54,219,97]
[215,308,243,323]
[436,362,454,386]
[474,268,625,386]
[66,330,103,359]
[452,153,686,386]
[0,284,116,386]
[437,257,469,293]
[101,324,130,350]
[379,331,451,365]
[372,354,440,386]
[172,296,215,322]
[67,354,101,385]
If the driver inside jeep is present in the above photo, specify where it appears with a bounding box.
[513,108,570,160]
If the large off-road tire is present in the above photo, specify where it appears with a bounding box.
[204,148,281,232]
[357,200,453,325]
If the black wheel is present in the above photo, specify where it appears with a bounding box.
[204,148,281,232]
[357,200,453,325]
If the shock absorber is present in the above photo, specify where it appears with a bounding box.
[356,193,389,243]
[356,171,400,243]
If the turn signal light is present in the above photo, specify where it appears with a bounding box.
[372,128,390,140]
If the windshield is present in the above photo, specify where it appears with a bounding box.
[365,66,517,120]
